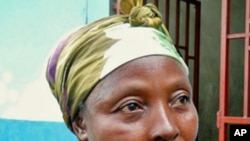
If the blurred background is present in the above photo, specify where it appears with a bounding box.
[0,0,248,141]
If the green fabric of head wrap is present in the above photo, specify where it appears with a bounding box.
[46,0,188,132]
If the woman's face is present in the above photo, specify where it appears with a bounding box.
[74,56,198,141]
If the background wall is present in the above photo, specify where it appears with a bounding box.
[0,0,109,140]
[198,0,221,140]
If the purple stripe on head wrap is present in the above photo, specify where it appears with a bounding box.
[47,37,70,83]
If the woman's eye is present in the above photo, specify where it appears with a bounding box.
[178,95,190,104]
[120,102,141,113]
[172,95,190,107]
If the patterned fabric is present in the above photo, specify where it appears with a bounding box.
[45,0,188,131]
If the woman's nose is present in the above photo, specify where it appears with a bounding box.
[149,106,179,141]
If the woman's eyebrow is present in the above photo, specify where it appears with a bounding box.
[173,78,191,86]
[100,80,150,99]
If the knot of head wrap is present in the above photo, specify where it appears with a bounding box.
[45,0,188,132]
[120,0,162,29]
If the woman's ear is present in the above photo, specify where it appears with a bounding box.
[72,115,88,141]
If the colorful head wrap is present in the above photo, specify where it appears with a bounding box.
[46,0,188,131]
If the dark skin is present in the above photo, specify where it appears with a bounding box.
[73,56,198,141]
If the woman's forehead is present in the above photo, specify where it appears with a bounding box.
[88,56,190,102]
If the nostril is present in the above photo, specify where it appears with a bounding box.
[172,133,179,140]
[155,136,165,141]
[154,133,179,141]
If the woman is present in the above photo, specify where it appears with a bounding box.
[46,0,198,140]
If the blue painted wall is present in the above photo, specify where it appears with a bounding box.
[0,119,76,141]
